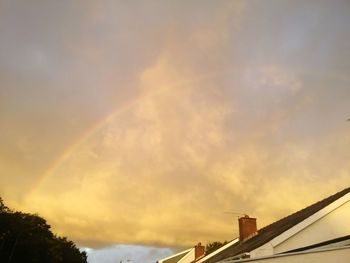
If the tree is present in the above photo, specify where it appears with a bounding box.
[205,241,228,255]
[0,198,87,263]
[0,197,10,213]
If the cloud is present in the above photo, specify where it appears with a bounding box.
[82,244,174,263]
[1,0,350,255]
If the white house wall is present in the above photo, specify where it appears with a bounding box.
[250,242,274,258]
[177,248,195,263]
[274,200,350,254]
[158,249,192,263]
[225,246,350,263]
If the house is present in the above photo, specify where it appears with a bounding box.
[201,187,350,262]
[220,235,350,262]
[157,243,205,263]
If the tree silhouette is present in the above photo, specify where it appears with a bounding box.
[0,198,87,263]
[205,241,228,255]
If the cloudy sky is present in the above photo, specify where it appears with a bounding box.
[1,0,350,262]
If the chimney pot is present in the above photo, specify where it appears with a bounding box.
[195,242,205,259]
[238,216,257,241]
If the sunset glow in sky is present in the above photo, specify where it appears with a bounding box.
[1,0,350,262]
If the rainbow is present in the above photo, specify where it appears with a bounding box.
[28,68,232,197]
[27,95,137,197]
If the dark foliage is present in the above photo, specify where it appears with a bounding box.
[0,197,87,263]
[205,241,228,255]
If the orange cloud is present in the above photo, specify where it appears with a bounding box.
[1,0,349,250]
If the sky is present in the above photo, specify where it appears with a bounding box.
[1,0,350,262]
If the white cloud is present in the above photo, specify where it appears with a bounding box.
[82,244,174,263]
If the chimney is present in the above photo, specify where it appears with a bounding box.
[195,242,205,259]
[238,215,257,241]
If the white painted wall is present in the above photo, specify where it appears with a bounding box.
[177,248,195,263]
[157,248,191,263]
[250,242,274,258]
[225,246,350,263]
[274,200,350,254]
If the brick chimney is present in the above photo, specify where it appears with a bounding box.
[195,242,205,259]
[238,215,257,241]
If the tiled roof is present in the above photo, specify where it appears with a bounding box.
[202,187,350,263]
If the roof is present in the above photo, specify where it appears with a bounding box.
[158,248,192,263]
[195,239,239,263]
[202,187,350,263]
